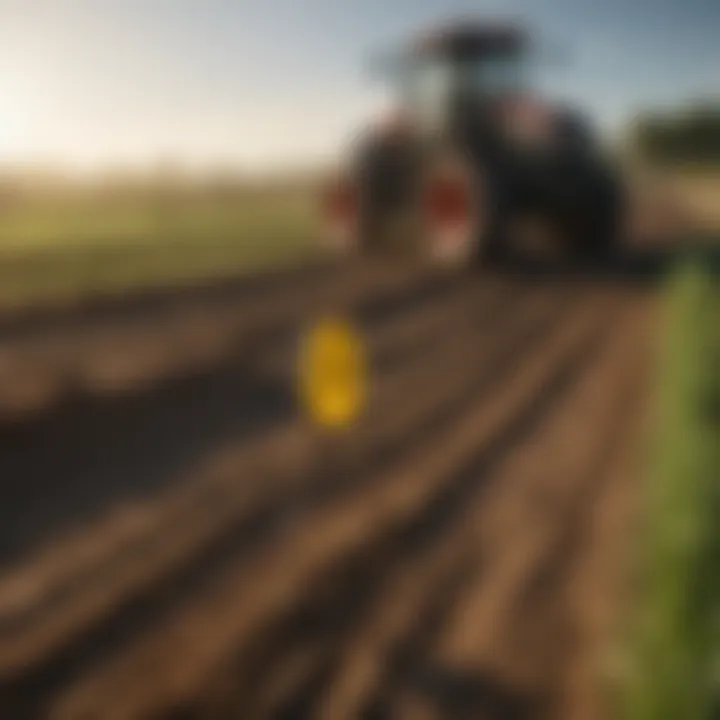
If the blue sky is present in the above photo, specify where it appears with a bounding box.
[0,0,717,171]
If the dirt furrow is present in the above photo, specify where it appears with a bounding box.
[0,274,513,637]
[0,258,337,342]
[0,273,471,600]
[45,289,617,720]
[0,261,439,421]
[0,263,457,564]
[0,281,575,720]
[552,410,647,720]
[541,319,655,720]
[255,271,501,379]
[181,287,585,719]
[386,295,652,720]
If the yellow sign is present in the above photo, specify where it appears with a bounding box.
[299,316,366,428]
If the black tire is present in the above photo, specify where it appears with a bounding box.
[473,222,510,267]
[469,165,512,267]
[584,181,625,262]
[563,164,625,264]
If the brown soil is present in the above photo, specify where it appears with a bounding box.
[0,254,659,719]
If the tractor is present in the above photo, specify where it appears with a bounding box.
[320,20,627,267]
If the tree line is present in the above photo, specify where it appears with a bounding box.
[631,101,720,165]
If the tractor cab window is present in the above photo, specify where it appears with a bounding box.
[400,57,452,133]
[399,52,526,114]
[387,48,528,136]
[456,53,526,97]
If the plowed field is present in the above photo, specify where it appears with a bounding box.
[0,257,659,720]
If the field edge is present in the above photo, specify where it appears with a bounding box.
[619,260,719,719]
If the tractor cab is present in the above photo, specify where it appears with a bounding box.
[377,23,532,140]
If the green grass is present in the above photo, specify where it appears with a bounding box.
[622,261,720,719]
[0,188,320,309]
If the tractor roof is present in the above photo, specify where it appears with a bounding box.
[408,20,529,59]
